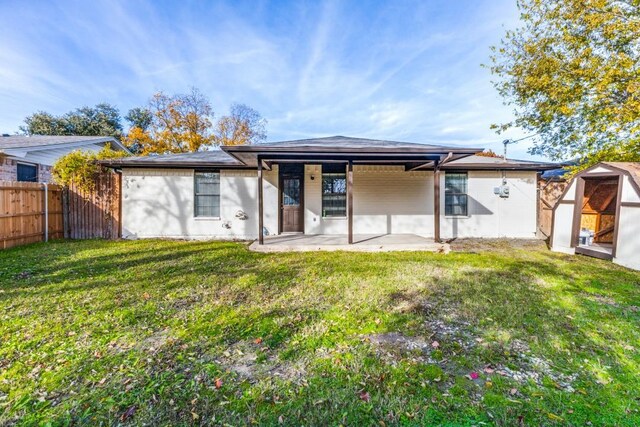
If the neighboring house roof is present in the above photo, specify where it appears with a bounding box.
[101,150,246,168]
[442,155,559,171]
[0,135,129,154]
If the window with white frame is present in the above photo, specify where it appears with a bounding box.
[194,171,220,217]
[321,164,347,217]
[445,172,468,216]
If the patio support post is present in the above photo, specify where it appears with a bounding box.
[347,160,353,244]
[434,160,441,243]
[258,156,264,245]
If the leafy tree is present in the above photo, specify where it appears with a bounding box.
[21,103,123,138]
[125,107,153,132]
[127,88,215,154]
[52,144,128,192]
[21,112,68,135]
[476,149,502,158]
[215,103,267,146]
[123,89,267,154]
[65,104,123,138]
[489,0,640,166]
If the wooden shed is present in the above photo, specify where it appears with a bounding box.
[551,162,640,270]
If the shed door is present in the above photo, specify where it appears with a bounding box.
[281,175,303,232]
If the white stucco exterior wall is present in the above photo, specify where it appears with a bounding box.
[120,166,542,241]
[440,171,539,239]
[121,168,262,240]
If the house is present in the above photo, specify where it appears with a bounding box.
[101,136,558,245]
[551,162,640,270]
[0,135,130,183]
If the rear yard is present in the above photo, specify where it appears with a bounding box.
[0,239,638,425]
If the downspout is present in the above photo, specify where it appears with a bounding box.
[43,182,48,242]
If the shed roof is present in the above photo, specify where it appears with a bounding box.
[600,162,640,191]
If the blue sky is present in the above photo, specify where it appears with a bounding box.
[0,0,545,160]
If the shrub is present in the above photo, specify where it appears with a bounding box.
[52,144,127,192]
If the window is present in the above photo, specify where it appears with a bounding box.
[322,165,347,217]
[445,172,468,216]
[194,171,220,217]
[17,163,37,182]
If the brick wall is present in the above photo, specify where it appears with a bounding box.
[0,156,53,183]
[0,156,16,181]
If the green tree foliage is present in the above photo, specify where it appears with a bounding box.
[125,107,153,132]
[52,145,128,192]
[489,0,640,166]
[21,103,123,138]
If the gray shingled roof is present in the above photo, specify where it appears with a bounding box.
[250,136,464,150]
[0,135,122,150]
[99,136,558,171]
[101,150,244,168]
[443,155,559,170]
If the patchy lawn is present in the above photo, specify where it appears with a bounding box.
[0,239,639,426]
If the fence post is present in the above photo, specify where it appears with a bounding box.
[43,183,48,242]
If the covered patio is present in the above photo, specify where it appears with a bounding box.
[222,137,482,247]
[249,233,449,252]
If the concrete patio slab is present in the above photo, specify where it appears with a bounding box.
[249,234,450,253]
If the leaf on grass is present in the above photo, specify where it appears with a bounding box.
[254,337,263,344]
[278,415,284,424]
[120,406,136,422]
[215,378,223,389]
[142,292,151,301]
[547,413,564,421]
[191,412,199,420]
[359,391,371,402]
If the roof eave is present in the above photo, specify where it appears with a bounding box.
[442,163,560,171]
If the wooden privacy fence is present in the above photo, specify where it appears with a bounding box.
[64,171,121,240]
[538,179,568,238]
[0,171,121,249]
[0,182,64,249]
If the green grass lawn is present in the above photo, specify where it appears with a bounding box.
[0,239,639,426]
